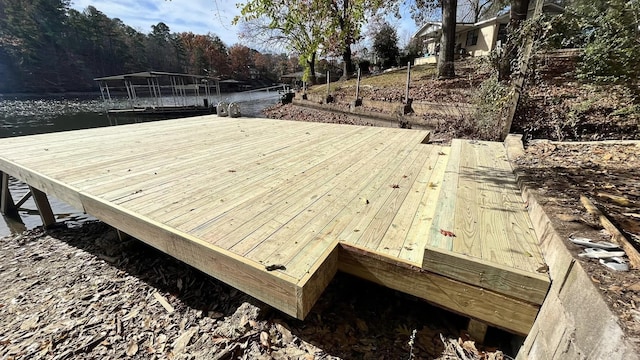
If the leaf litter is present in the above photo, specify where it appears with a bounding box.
[0,221,512,359]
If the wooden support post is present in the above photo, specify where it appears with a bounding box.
[403,62,413,115]
[325,71,333,104]
[0,172,19,220]
[467,319,488,343]
[405,61,411,103]
[351,66,362,109]
[29,186,56,228]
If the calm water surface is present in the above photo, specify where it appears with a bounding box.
[0,92,280,237]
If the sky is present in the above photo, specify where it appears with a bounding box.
[70,0,420,51]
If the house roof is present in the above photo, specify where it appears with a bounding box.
[412,22,475,40]
[411,1,565,41]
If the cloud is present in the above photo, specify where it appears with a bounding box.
[70,0,242,46]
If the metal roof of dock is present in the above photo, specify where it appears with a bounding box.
[94,71,219,82]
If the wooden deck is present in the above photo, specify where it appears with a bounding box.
[0,116,549,335]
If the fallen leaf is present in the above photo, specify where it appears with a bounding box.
[440,229,456,237]
[536,264,549,273]
[126,340,139,356]
[19,315,39,331]
[172,327,198,354]
[275,323,293,345]
[265,264,286,271]
[260,331,270,348]
[355,318,368,332]
[608,285,622,293]
[153,292,174,314]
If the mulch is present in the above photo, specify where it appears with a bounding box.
[514,140,640,350]
[0,222,510,359]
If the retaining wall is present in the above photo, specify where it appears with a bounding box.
[505,135,639,360]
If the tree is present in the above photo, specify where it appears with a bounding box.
[235,0,326,84]
[438,0,457,78]
[497,0,530,80]
[406,0,458,78]
[179,32,229,76]
[458,0,507,22]
[373,22,400,68]
[570,0,640,91]
[229,44,253,80]
[321,0,385,79]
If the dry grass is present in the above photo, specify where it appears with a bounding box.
[308,64,438,94]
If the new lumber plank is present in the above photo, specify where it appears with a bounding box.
[0,158,84,210]
[482,142,545,273]
[426,139,462,250]
[241,130,423,270]
[422,140,549,303]
[339,243,539,336]
[79,192,301,317]
[451,140,482,258]
[398,147,450,263]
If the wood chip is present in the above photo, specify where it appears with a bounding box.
[259,331,270,348]
[125,339,139,356]
[19,315,39,330]
[152,292,174,314]
[172,327,198,354]
[275,323,293,345]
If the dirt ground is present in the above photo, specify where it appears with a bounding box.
[514,140,640,349]
[0,223,510,360]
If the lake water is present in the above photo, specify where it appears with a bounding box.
[0,91,282,237]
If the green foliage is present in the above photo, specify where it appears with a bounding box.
[373,22,400,68]
[234,0,326,83]
[235,0,385,79]
[567,0,640,90]
[469,75,512,140]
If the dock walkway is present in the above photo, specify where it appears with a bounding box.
[0,116,549,335]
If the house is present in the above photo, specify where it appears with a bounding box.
[412,2,564,65]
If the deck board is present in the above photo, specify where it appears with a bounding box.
[424,139,549,304]
[0,117,549,334]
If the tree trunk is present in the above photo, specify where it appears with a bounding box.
[307,52,317,85]
[498,0,531,80]
[341,45,353,80]
[340,0,353,80]
[438,0,457,79]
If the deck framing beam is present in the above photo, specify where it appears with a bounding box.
[0,171,20,220]
[339,243,538,336]
[29,186,56,228]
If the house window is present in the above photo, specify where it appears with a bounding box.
[466,29,479,47]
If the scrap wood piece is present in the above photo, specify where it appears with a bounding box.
[596,192,634,207]
[580,195,640,270]
[153,292,175,314]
